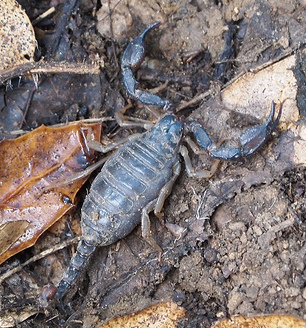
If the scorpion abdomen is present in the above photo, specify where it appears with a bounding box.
[81,114,182,246]
[56,115,183,299]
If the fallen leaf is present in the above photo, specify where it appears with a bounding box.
[0,0,36,70]
[97,302,185,328]
[0,122,102,264]
[212,314,306,328]
[0,221,29,255]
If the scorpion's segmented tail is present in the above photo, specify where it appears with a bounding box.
[56,239,96,300]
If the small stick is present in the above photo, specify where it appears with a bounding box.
[0,61,100,85]
[32,7,56,25]
[0,236,80,283]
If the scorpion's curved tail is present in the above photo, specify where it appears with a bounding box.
[56,239,97,300]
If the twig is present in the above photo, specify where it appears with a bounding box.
[0,60,100,84]
[177,90,210,112]
[32,7,56,25]
[0,236,80,283]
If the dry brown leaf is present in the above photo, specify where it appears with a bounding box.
[0,122,102,264]
[97,302,185,328]
[0,221,29,255]
[0,0,36,70]
[213,314,306,328]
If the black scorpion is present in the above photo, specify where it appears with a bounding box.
[50,22,282,301]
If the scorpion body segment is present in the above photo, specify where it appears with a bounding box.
[53,23,282,301]
[81,114,183,246]
[56,115,183,299]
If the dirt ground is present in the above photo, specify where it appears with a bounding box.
[0,0,306,327]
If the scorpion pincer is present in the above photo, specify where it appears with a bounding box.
[48,22,282,302]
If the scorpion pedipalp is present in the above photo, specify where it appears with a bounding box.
[188,101,282,160]
[121,22,171,108]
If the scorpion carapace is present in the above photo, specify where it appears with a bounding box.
[49,22,282,303]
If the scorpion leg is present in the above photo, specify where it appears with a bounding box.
[115,107,154,129]
[141,200,163,256]
[179,145,220,178]
[121,22,171,108]
[154,161,181,220]
[188,101,282,160]
[42,156,110,191]
[115,100,163,129]
[50,136,139,189]
[87,134,140,152]
[57,126,133,183]
[140,161,181,257]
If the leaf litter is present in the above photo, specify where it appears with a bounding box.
[0,122,101,265]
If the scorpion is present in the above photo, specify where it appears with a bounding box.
[47,22,282,302]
